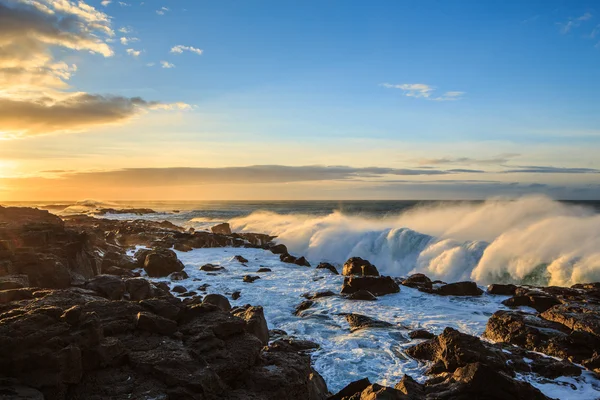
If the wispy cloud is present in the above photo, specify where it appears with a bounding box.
[558,12,593,34]
[118,1,130,6]
[170,45,203,55]
[101,0,111,6]
[126,48,141,57]
[503,166,600,174]
[120,37,139,45]
[156,6,169,15]
[161,60,175,68]
[118,27,132,34]
[381,83,465,101]
[418,154,520,166]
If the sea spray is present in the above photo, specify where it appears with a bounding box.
[229,195,600,286]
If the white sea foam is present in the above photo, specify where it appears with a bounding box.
[139,246,600,398]
[228,196,600,286]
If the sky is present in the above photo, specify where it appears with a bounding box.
[0,0,599,200]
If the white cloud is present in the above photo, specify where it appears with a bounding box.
[160,60,175,68]
[126,48,141,57]
[120,37,139,45]
[558,12,593,34]
[170,45,203,55]
[118,27,132,34]
[156,6,169,15]
[118,2,130,6]
[381,83,464,101]
[101,0,111,6]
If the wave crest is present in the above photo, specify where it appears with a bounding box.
[229,196,600,286]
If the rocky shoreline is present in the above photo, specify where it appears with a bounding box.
[0,205,599,399]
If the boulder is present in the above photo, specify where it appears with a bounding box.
[142,249,185,277]
[257,267,272,273]
[136,311,178,336]
[487,283,518,295]
[125,278,152,301]
[341,276,400,296]
[203,293,232,312]
[85,275,126,300]
[173,242,193,252]
[328,378,372,400]
[294,300,314,316]
[169,271,189,281]
[342,257,379,276]
[303,290,336,300]
[172,285,187,294]
[200,263,224,272]
[502,293,561,313]
[401,273,432,290]
[211,222,232,235]
[316,262,339,275]
[269,243,288,255]
[295,256,311,267]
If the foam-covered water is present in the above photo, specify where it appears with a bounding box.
[136,247,600,399]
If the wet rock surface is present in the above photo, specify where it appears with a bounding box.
[342,257,379,276]
[340,276,400,296]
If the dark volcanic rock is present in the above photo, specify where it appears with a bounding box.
[168,270,189,281]
[406,327,510,375]
[172,285,187,294]
[409,329,435,340]
[401,273,432,290]
[85,274,126,300]
[234,255,249,264]
[294,300,314,316]
[0,287,327,400]
[142,249,185,277]
[211,222,232,235]
[328,378,371,400]
[200,263,225,272]
[344,313,393,332]
[257,267,272,273]
[487,283,518,295]
[232,305,269,345]
[0,274,29,290]
[341,276,400,296]
[342,257,379,276]
[303,290,336,300]
[125,278,152,301]
[316,262,339,275]
[269,243,288,255]
[280,253,297,264]
[231,291,241,300]
[243,275,261,283]
[502,293,561,313]
[295,256,311,267]
[347,289,377,301]
[203,293,232,312]
[421,281,483,296]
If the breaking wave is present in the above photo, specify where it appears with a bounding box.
[229,196,600,286]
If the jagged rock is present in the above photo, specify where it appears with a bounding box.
[102,265,136,277]
[401,273,432,290]
[85,275,126,300]
[394,375,424,399]
[341,276,400,296]
[342,257,379,276]
[487,283,518,295]
[203,293,232,312]
[317,262,339,275]
[409,329,435,340]
[406,327,510,375]
[231,291,241,300]
[328,378,372,400]
[540,302,600,337]
[484,310,600,366]
[234,255,249,263]
[269,337,320,352]
[294,300,314,316]
[101,251,137,271]
[280,253,297,264]
[347,289,377,301]
[502,293,561,313]
[232,305,269,345]
[142,249,185,277]
[139,298,181,320]
[344,313,393,332]
[243,275,260,283]
[295,256,311,267]
[211,222,232,235]
[420,281,483,296]
[0,288,33,304]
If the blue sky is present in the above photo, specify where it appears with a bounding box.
[0,0,599,199]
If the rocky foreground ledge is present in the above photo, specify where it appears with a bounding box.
[0,205,599,399]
